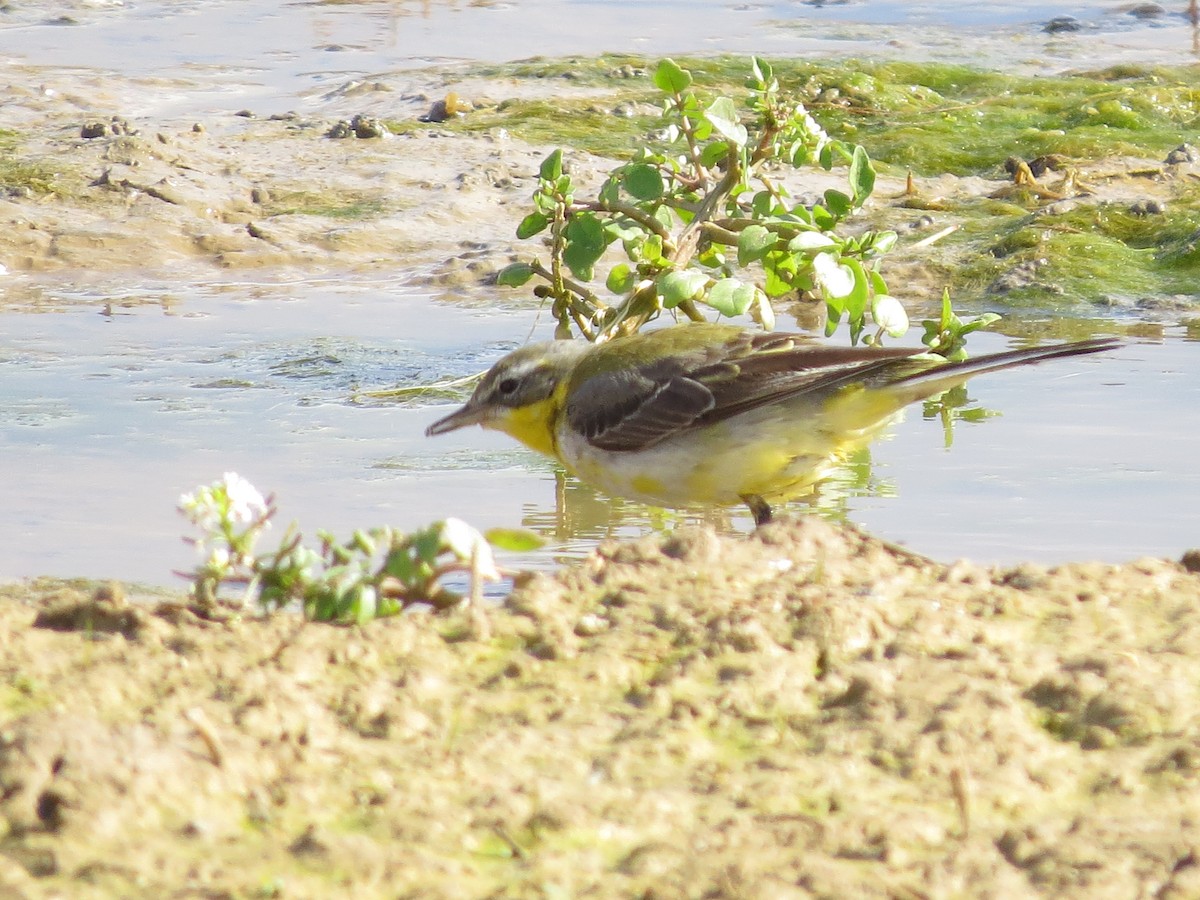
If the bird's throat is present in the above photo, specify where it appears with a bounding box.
[493,397,561,459]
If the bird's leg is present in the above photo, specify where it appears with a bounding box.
[740,494,774,527]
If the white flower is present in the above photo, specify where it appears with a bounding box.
[178,485,221,532]
[220,472,269,526]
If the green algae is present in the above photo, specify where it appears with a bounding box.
[392,94,660,159]
[0,131,74,197]
[262,189,388,220]
[947,193,1200,306]
[804,62,1200,175]
[450,55,1200,177]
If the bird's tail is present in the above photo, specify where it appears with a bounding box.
[883,336,1121,406]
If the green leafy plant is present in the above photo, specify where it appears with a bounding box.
[498,57,906,344]
[178,473,540,624]
[921,288,1001,362]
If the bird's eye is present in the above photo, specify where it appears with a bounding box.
[497,377,519,396]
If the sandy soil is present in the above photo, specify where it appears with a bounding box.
[3,65,1200,898]
[3,521,1200,897]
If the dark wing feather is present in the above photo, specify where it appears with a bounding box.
[566,357,718,452]
[696,342,924,425]
[565,330,924,453]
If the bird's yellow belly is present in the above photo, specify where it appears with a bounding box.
[557,402,902,509]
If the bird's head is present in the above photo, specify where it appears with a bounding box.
[426,340,588,457]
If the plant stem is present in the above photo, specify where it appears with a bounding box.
[576,200,671,243]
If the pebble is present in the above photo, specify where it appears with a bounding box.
[1127,3,1166,19]
[326,114,388,139]
[80,116,136,139]
[1044,16,1083,33]
[1166,143,1198,164]
[419,93,470,124]
[1129,198,1166,216]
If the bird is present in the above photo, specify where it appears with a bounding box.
[426,323,1120,526]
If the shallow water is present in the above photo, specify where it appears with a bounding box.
[2,0,1197,116]
[1,1,1199,585]
[3,273,1195,584]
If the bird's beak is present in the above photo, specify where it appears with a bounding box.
[426,402,490,436]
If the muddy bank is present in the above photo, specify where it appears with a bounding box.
[4,61,1195,313]
[2,519,1199,897]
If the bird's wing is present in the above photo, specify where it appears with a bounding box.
[566,331,924,452]
[697,338,924,423]
[565,354,719,452]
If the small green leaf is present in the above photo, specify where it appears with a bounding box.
[823,189,852,220]
[867,269,888,296]
[350,529,375,555]
[382,544,416,583]
[563,213,607,280]
[751,191,776,218]
[700,141,729,169]
[750,56,773,86]
[811,205,836,230]
[653,205,675,232]
[516,212,549,239]
[539,149,563,181]
[497,262,536,287]
[818,143,835,170]
[737,224,777,265]
[411,525,443,566]
[606,262,635,294]
[763,258,794,297]
[641,233,664,263]
[532,191,557,215]
[485,527,546,552]
[598,177,621,206]
[658,270,709,307]
[842,258,870,324]
[706,278,756,317]
[824,301,842,337]
[705,97,748,147]
[869,230,898,255]
[355,585,378,625]
[790,139,815,168]
[961,312,1002,335]
[623,164,664,201]
[848,145,876,206]
[653,58,692,94]
[788,231,836,254]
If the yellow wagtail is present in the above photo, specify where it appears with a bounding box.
[426,323,1119,524]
